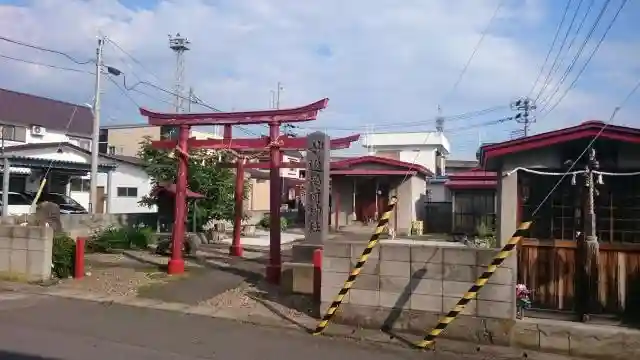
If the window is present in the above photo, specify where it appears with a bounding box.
[70,178,91,192]
[117,187,138,197]
[0,125,26,142]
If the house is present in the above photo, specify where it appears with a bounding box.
[0,87,155,214]
[99,123,221,157]
[329,155,433,235]
[478,120,640,321]
[0,88,93,148]
[0,143,155,214]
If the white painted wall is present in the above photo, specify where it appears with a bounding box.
[3,127,91,148]
[426,182,450,202]
[362,132,450,175]
[96,164,156,214]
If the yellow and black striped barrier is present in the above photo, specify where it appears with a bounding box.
[312,196,399,336]
[414,220,532,349]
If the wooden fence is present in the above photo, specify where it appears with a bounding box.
[518,239,640,322]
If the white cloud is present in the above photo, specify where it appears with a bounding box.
[0,0,636,158]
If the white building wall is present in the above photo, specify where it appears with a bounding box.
[426,182,450,202]
[362,132,450,175]
[96,165,156,214]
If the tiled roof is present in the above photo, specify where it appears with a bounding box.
[0,88,93,136]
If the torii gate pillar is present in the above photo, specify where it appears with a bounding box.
[266,123,282,283]
[168,124,190,274]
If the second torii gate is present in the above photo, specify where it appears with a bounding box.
[140,99,355,284]
[217,131,360,259]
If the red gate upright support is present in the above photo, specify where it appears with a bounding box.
[267,123,282,284]
[168,124,190,274]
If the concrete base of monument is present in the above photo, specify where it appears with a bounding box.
[281,262,315,295]
[291,243,323,262]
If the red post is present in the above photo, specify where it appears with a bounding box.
[168,124,190,275]
[74,237,86,279]
[266,122,282,284]
[313,248,323,302]
[230,157,245,256]
[223,124,232,140]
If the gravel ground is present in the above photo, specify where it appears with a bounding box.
[201,280,318,328]
[54,252,172,297]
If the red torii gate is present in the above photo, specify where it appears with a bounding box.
[216,132,359,260]
[139,99,358,284]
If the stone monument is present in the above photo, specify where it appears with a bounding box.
[291,131,330,262]
[33,201,63,233]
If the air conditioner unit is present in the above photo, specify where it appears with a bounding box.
[31,125,46,136]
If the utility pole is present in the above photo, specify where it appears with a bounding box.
[567,147,601,322]
[187,87,193,112]
[580,147,600,322]
[89,36,105,215]
[275,82,283,109]
[511,97,536,137]
[436,105,444,133]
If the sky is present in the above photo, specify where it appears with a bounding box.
[0,0,638,160]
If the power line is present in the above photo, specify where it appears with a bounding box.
[539,0,628,118]
[300,105,508,131]
[539,0,596,100]
[536,0,615,112]
[107,75,141,108]
[0,35,93,65]
[534,0,586,102]
[441,0,506,104]
[527,0,574,98]
[0,53,94,74]
[106,38,163,83]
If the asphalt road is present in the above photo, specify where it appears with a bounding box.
[0,292,462,360]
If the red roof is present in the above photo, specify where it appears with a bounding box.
[445,168,497,189]
[330,155,433,177]
[479,121,640,168]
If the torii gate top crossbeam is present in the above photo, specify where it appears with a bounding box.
[140,98,329,126]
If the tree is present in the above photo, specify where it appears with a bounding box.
[137,136,247,230]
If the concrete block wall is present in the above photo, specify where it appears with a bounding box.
[0,213,158,237]
[321,241,517,344]
[0,226,53,282]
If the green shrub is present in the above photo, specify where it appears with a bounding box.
[52,233,75,279]
[258,214,288,231]
[88,225,154,253]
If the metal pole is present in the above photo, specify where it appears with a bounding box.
[1,125,7,218]
[89,37,104,214]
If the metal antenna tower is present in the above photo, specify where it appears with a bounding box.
[169,33,190,113]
